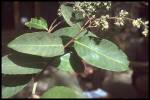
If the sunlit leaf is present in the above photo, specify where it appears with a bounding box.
[74,36,129,72]
[8,32,64,57]
[41,86,84,98]
[57,53,74,72]
[25,17,48,31]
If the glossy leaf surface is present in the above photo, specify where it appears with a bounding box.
[74,37,129,72]
[8,32,64,57]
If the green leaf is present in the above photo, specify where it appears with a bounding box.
[60,5,74,26]
[86,31,97,37]
[8,32,64,57]
[53,24,97,39]
[2,74,33,98]
[2,55,42,74]
[2,85,26,98]
[74,37,129,72]
[57,53,74,72]
[60,5,84,27]
[41,86,84,98]
[25,17,48,31]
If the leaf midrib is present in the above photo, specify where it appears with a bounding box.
[9,44,63,47]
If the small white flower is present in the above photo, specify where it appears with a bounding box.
[132,18,142,28]
[95,21,99,26]
[114,18,124,26]
[142,28,148,37]
[119,10,129,17]
[102,21,109,29]
[73,2,112,18]
[144,21,149,25]
[92,15,96,18]
[114,22,119,26]
[99,15,109,30]
[103,2,108,6]
[105,14,110,18]
[106,6,111,10]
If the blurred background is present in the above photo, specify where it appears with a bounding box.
[2,1,149,98]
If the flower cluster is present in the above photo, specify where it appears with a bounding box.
[73,2,111,18]
[57,2,149,37]
[142,27,149,37]
[114,10,129,27]
[99,15,110,30]
[88,15,110,30]
[132,18,149,36]
[132,18,142,28]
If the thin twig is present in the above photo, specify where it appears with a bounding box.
[108,16,134,21]
[50,21,63,33]
[64,17,93,48]
[109,16,148,28]
[130,61,149,68]
[48,18,58,32]
[63,29,84,48]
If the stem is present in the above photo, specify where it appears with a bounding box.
[31,63,50,98]
[50,21,63,33]
[109,16,148,29]
[108,16,134,21]
[64,17,93,48]
[32,82,38,95]
[63,29,83,48]
[48,18,58,32]
[48,19,63,33]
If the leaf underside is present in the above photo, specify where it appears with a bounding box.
[60,5,75,26]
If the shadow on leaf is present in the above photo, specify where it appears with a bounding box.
[70,48,84,73]
[8,51,52,69]
[2,74,34,87]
